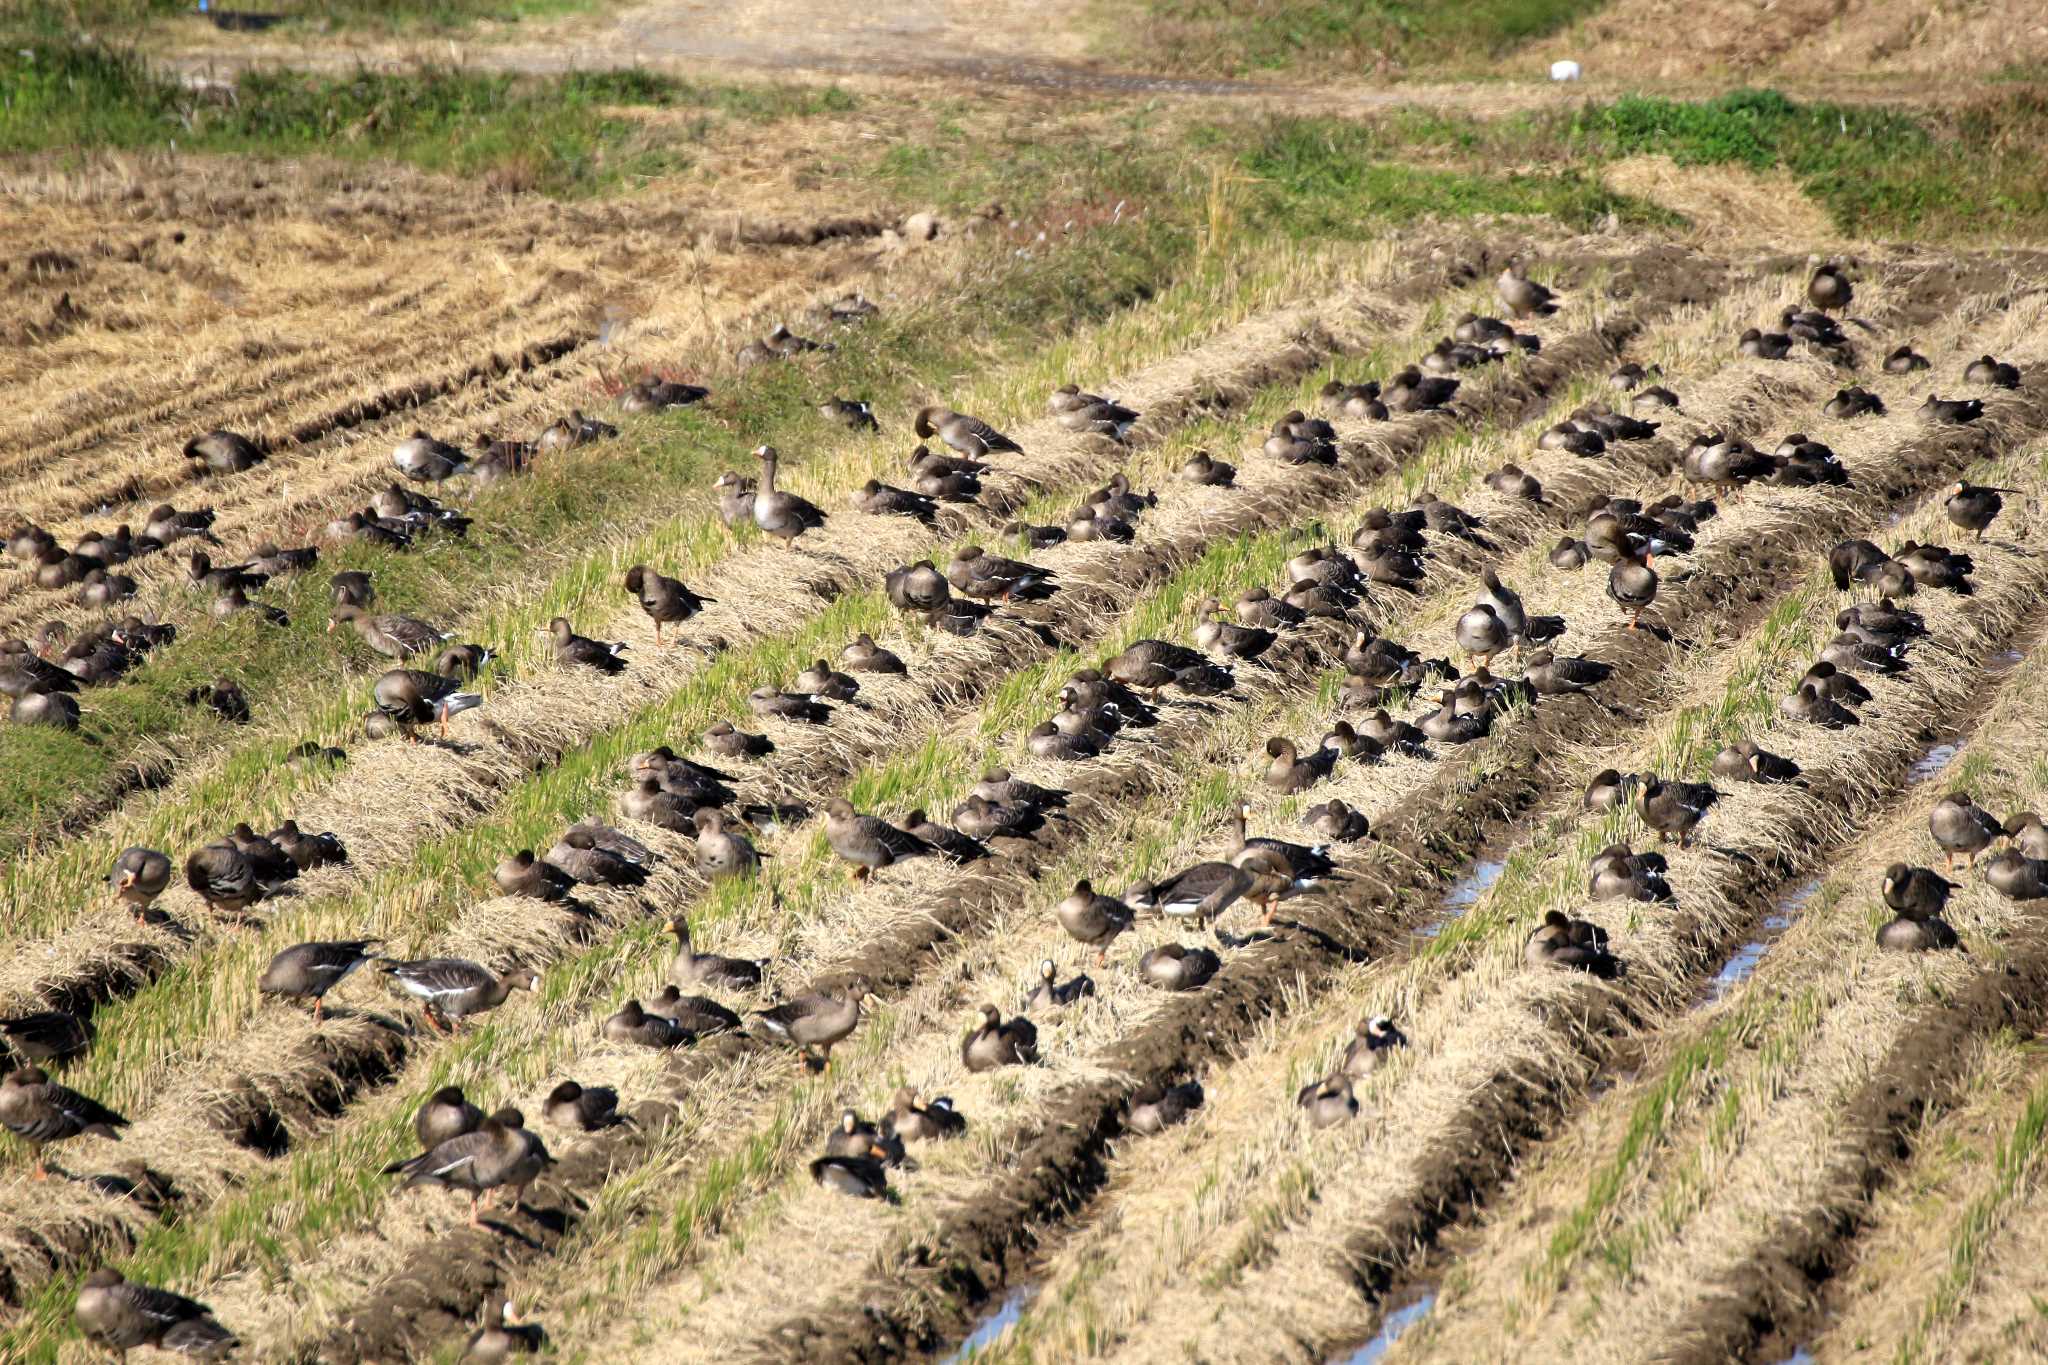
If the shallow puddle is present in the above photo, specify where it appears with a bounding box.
[1331,1290,1438,1365]
[1775,1349,1817,1365]
[1420,860,1505,936]
[1702,876,1821,1003]
[1906,741,1961,785]
[943,1284,1038,1362]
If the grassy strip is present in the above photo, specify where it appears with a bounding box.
[1089,0,1602,78]
[0,37,849,194]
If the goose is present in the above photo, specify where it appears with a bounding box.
[1712,741,1802,784]
[1539,423,1605,457]
[948,545,1056,601]
[1983,850,2048,902]
[1640,775,1718,848]
[1005,520,1067,549]
[1632,384,1681,413]
[1343,1016,1408,1076]
[818,396,879,431]
[953,794,1045,842]
[1319,720,1381,761]
[1894,541,1974,593]
[885,1086,967,1142]
[620,777,697,833]
[712,472,757,527]
[1024,958,1095,1010]
[854,478,939,523]
[825,798,932,879]
[1920,395,1985,425]
[187,550,268,596]
[392,430,469,483]
[2006,812,2048,860]
[1524,910,1618,975]
[1304,798,1370,842]
[974,768,1069,811]
[1455,604,1511,668]
[1496,260,1561,318]
[1738,328,1792,360]
[1234,588,1303,631]
[259,940,382,1020]
[1884,344,1930,374]
[1824,386,1885,419]
[143,503,218,546]
[705,719,774,757]
[1525,649,1610,696]
[434,643,493,679]
[824,1109,896,1162]
[1608,551,1659,629]
[623,566,713,646]
[643,987,742,1035]
[793,657,859,702]
[75,1268,237,1360]
[750,979,871,1070]
[109,847,172,923]
[1228,804,1340,889]
[1360,708,1428,753]
[327,511,411,549]
[184,842,265,917]
[692,809,763,880]
[1486,463,1544,501]
[962,1004,1038,1072]
[382,960,539,1034]
[75,568,136,608]
[748,687,830,723]
[528,834,635,892]
[891,810,984,867]
[1801,661,1872,707]
[1029,722,1100,760]
[666,916,765,991]
[0,1009,88,1064]
[810,1153,889,1198]
[1420,690,1490,745]
[1882,863,1961,919]
[915,405,1022,458]
[752,446,827,546]
[182,428,264,476]
[1180,451,1236,486]
[1265,736,1337,793]
[1944,482,2016,541]
[329,603,449,659]
[1781,681,1860,729]
[414,1086,484,1149]
[382,1107,551,1224]
[536,409,617,452]
[1192,598,1276,660]
[466,1298,544,1361]
[1137,943,1220,991]
[839,632,905,675]
[620,377,708,412]
[1125,1080,1203,1134]
[1124,862,1252,930]
[1057,879,1135,962]
[603,1000,692,1049]
[1588,844,1671,903]
[885,560,953,619]
[910,454,982,501]
[372,668,482,739]
[548,616,628,674]
[1806,262,1853,313]
[1296,1072,1358,1128]
[1964,355,2022,388]
[0,1066,129,1177]
[545,1080,628,1130]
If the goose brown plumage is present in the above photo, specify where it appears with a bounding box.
[75,1267,238,1360]
[1,1066,129,1177]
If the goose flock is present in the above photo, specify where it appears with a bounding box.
[5,256,2038,1356]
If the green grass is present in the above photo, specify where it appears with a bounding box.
[1094,0,1603,77]
[0,41,850,194]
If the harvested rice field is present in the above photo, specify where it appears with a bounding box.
[9,4,2048,1362]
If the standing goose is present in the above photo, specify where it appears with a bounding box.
[622,566,713,646]
[884,560,953,619]
[109,847,172,923]
[1057,879,1135,962]
[75,1268,237,1360]
[1455,604,1511,668]
[824,798,933,880]
[1227,804,1340,893]
[259,940,383,1020]
[666,916,766,991]
[548,617,628,674]
[1496,260,1561,318]
[752,446,827,547]
[1608,550,1659,629]
[373,668,483,740]
[914,405,1022,458]
[329,603,449,659]
[1944,482,2017,541]
[183,428,264,475]
[380,959,540,1034]
[392,430,469,483]
[961,1004,1039,1072]
[382,1107,551,1224]
[184,842,264,917]
[1883,863,1961,919]
[749,979,870,1070]
[1123,861,1253,929]
[1930,791,2003,870]
[1640,775,1719,848]
[0,1066,128,1177]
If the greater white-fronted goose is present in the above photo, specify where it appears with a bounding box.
[259,939,382,1020]
[643,987,742,1035]
[885,1086,966,1142]
[184,842,264,917]
[0,1009,88,1064]
[1524,910,1618,975]
[604,1000,692,1049]
[383,1106,551,1224]
[692,809,763,880]
[1296,1072,1358,1128]
[415,1086,484,1149]
[962,1003,1038,1072]
[1,1066,128,1177]
[109,847,172,923]
[1343,1015,1408,1076]
[381,959,540,1033]
[373,668,482,740]
[825,798,932,879]
[75,1267,237,1360]
[495,850,576,900]
[329,603,449,659]
[392,430,469,483]
[1057,879,1134,962]
[623,565,713,646]
[854,478,939,523]
[1137,943,1220,991]
[752,447,827,547]
[1125,1080,1202,1134]
[1496,260,1560,318]
[810,1153,889,1198]
[466,1297,544,1361]
[547,825,651,886]
[1024,958,1094,1010]
[667,916,765,991]
[548,616,627,674]
[750,979,870,1070]
[915,405,1021,458]
[1640,775,1719,848]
